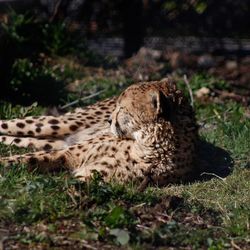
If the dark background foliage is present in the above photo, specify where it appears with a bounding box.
[0,0,250,105]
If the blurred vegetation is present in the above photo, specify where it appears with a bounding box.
[0,0,250,104]
[0,10,106,105]
[23,0,249,37]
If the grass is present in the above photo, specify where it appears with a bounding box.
[0,75,250,249]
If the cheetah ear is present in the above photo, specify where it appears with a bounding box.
[150,91,161,114]
[150,90,173,118]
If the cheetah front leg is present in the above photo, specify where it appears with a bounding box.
[73,158,145,184]
[0,152,145,183]
[73,140,146,183]
[0,143,87,172]
[0,135,146,183]
[0,134,121,174]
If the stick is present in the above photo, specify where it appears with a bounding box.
[183,74,194,107]
[60,89,106,110]
[231,240,242,250]
[200,172,226,182]
[49,0,63,22]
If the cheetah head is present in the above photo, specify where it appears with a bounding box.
[110,79,180,139]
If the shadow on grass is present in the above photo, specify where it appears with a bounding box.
[196,140,234,180]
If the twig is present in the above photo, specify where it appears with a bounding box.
[0,229,9,250]
[49,0,63,22]
[66,190,78,206]
[132,202,146,208]
[216,202,231,221]
[60,89,106,110]
[136,224,151,230]
[80,242,98,250]
[213,109,222,120]
[231,240,242,250]
[214,89,248,105]
[200,172,226,182]
[183,74,194,107]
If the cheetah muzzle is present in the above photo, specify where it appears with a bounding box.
[0,79,198,186]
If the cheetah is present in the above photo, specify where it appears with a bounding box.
[0,79,198,186]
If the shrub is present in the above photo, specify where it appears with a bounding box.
[0,10,95,105]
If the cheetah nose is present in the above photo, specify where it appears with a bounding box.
[108,117,112,125]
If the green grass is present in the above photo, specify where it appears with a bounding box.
[0,75,250,249]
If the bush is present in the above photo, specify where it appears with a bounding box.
[0,10,93,105]
[8,58,67,105]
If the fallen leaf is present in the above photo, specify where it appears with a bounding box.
[110,228,130,245]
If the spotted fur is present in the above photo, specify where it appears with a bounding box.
[0,79,198,185]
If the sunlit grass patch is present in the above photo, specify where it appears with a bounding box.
[0,74,249,249]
